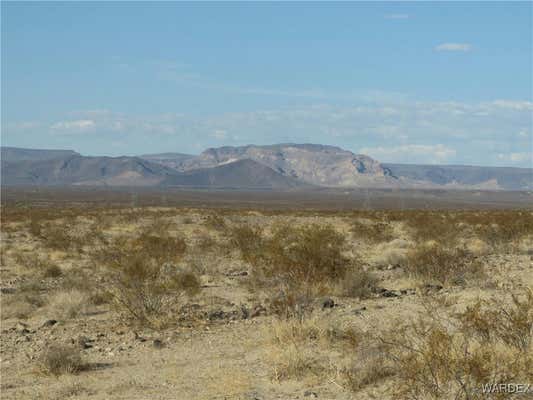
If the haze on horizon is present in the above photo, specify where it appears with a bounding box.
[1,2,532,168]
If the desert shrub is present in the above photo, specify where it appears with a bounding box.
[101,234,199,327]
[460,289,533,352]
[399,210,533,251]
[371,291,533,399]
[229,224,264,263]
[203,214,227,231]
[260,223,349,284]
[465,211,533,248]
[267,285,314,320]
[344,353,395,392]
[266,316,336,380]
[47,289,89,320]
[15,253,61,278]
[195,233,217,252]
[337,267,377,299]
[38,344,84,376]
[369,238,411,268]
[1,278,46,319]
[404,244,484,286]
[235,223,374,316]
[134,232,186,265]
[41,223,74,251]
[2,293,44,319]
[42,263,63,278]
[28,217,42,237]
[351,219,395,243]
[403,211,460,245]
[182,216,194,224]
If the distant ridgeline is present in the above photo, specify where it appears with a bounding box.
[1,145,532,190]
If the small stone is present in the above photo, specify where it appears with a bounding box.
[353,306,367,315]
[152,339,164,349]
[15,322,30,334]
[304,390,318,398]
[322,298,335,309]
[77,336,94,349]
[208,310,226,320]
[41,320,57,328]
[133,332,147,342]
[250,305,266,318]
[381,290,399,298]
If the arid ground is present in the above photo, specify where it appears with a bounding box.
[1,189,532,399]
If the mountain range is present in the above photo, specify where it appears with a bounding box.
[1,144,531,190]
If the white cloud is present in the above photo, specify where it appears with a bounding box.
[4,121,42,131]
[490,100,533,111]
[360,144,457,164]
[210,129,228,140]
[6,97,532,167]
[498,152,532,164]
[435,43,472,52]
[50,119,95,133]
[384,14,409,19]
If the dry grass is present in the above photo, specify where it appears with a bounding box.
[375,290,533,399]
[351,218,395,243]
[1,279,46,319]
[100,233,200,327]
[232,222,376,316]
[2,204,532,399]
[203,214,228,231]
[403,244,484,286]
[38,344,85,376]
[47,289,89,320]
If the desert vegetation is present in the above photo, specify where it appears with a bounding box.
[1,201,532,399]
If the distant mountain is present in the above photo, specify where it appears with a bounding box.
[1,148,305,189]
[139,152,195,169]
[1,145,531,190]
[170,143,395,187]
[161,158,308,189]
[384,163,533,191]
[1,155,176,186]
[1,146,79,162]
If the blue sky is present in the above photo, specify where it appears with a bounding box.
[2,2,532,166]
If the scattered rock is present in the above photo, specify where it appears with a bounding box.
[375,288,399,298]
[227,270,249,277]
[152,339,164,349]
[133,332,147,342]
[250,305,266,318]
[321,298,335,309]
[304,390,318,398]
[15,322,30,334]
[0,288,15,294]
[76,336,94,349]
[41,319,57,328]
[423,284,443,292]
[208,310,226,321]
[382,290,399,298]
[353,306,367,315]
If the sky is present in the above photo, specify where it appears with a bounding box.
[1,1,532,167]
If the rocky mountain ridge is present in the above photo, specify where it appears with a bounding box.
[1,145,531,190]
